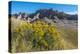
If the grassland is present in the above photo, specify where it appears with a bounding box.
[9,18,78,53]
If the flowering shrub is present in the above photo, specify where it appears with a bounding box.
[10,18,76,52]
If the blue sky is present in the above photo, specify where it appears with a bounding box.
[9,1,78,15]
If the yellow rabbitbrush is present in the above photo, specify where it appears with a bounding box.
[10,18,75,53]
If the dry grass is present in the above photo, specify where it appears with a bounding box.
[9,18,78,53]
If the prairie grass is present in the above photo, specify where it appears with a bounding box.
[9,18,78,53]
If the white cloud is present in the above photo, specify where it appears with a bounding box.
[66,11,77,15]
